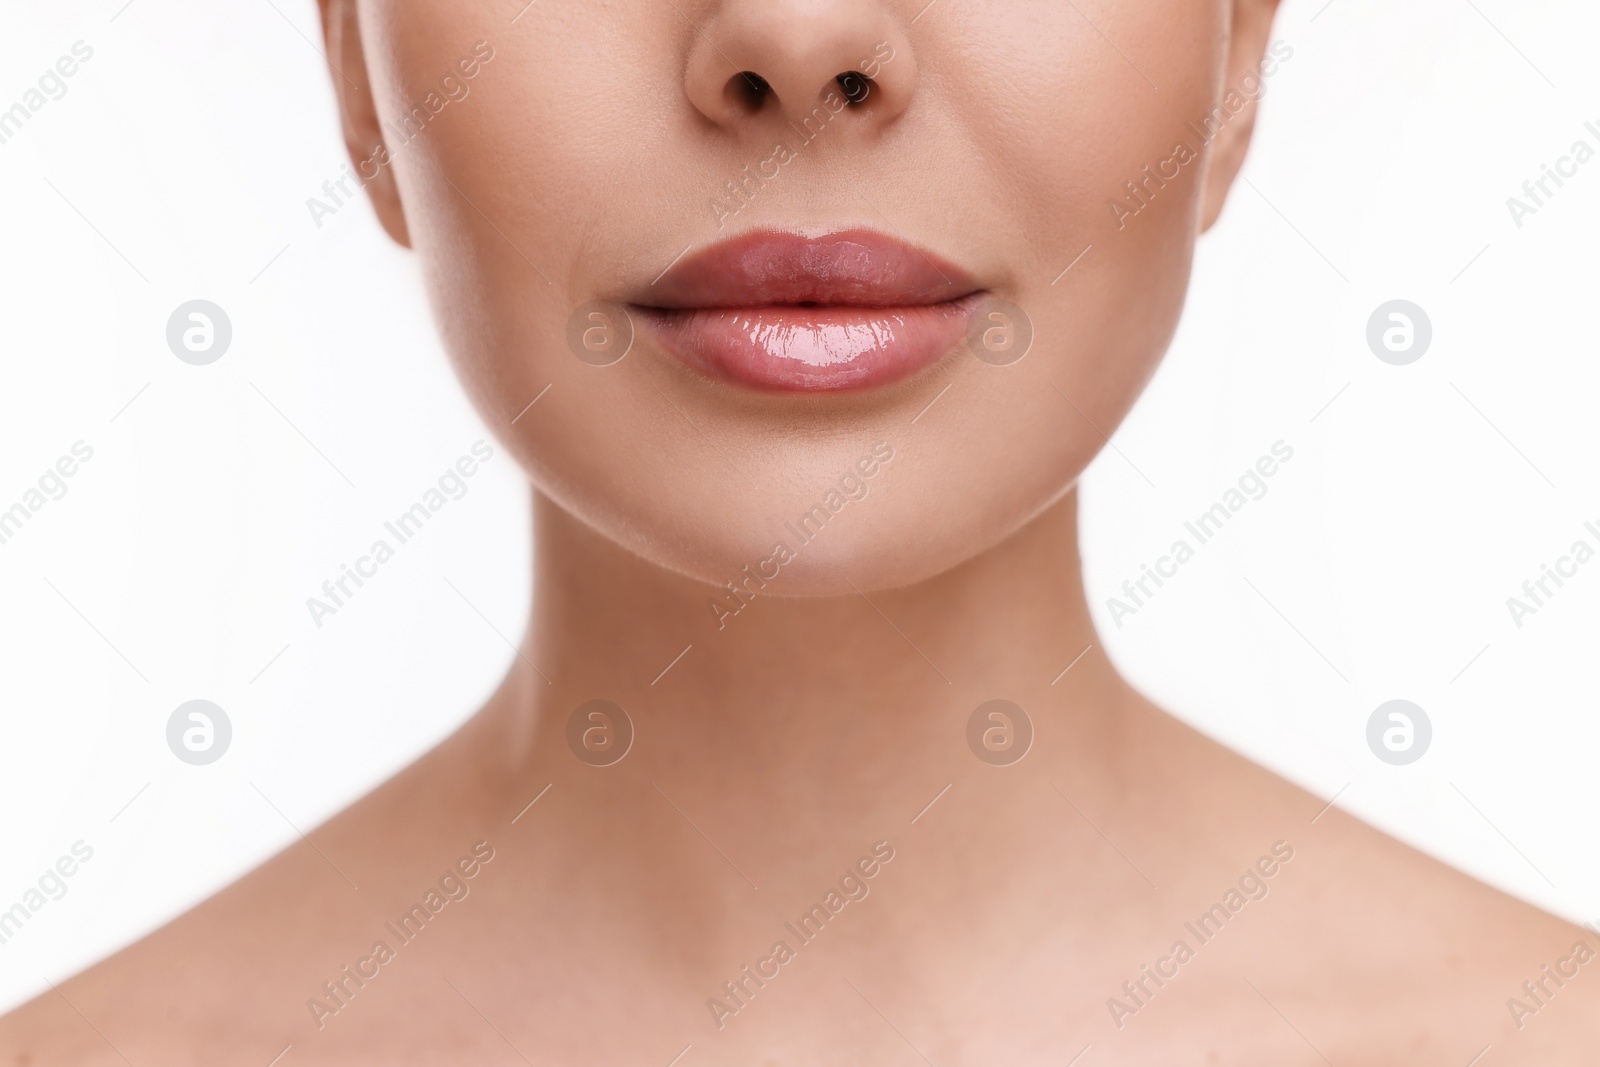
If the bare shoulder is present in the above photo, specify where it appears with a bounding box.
[1280,802,1600,1062]
[0,835,351,1065]
[1113,697,1600,1062]
[0,737,511,1066]
[1139,700,1600,1064]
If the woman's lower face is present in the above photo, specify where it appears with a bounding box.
[332,0,1266,594]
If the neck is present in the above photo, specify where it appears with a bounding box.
[475,486,1123,814]
[452,486,1143,972]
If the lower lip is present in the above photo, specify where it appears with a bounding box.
[636,296,982,392]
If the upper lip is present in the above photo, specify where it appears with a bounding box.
[635,229,980,310]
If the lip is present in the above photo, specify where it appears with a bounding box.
[631,229,982,392]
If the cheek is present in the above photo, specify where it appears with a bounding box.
[860,5,1220,566]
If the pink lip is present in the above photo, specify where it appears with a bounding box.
[633,230,982,392]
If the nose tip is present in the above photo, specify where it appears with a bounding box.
[685,3,915,132]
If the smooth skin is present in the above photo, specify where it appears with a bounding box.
[4,0,1597,1063]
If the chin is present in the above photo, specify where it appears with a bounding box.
[585,451,1078,601]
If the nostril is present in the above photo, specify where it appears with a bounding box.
[835,71,873,106]
[727,71,772,112]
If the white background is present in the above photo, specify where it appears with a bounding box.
[1,0,1597,1014]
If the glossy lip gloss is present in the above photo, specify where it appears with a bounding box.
[632,229,983,392]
